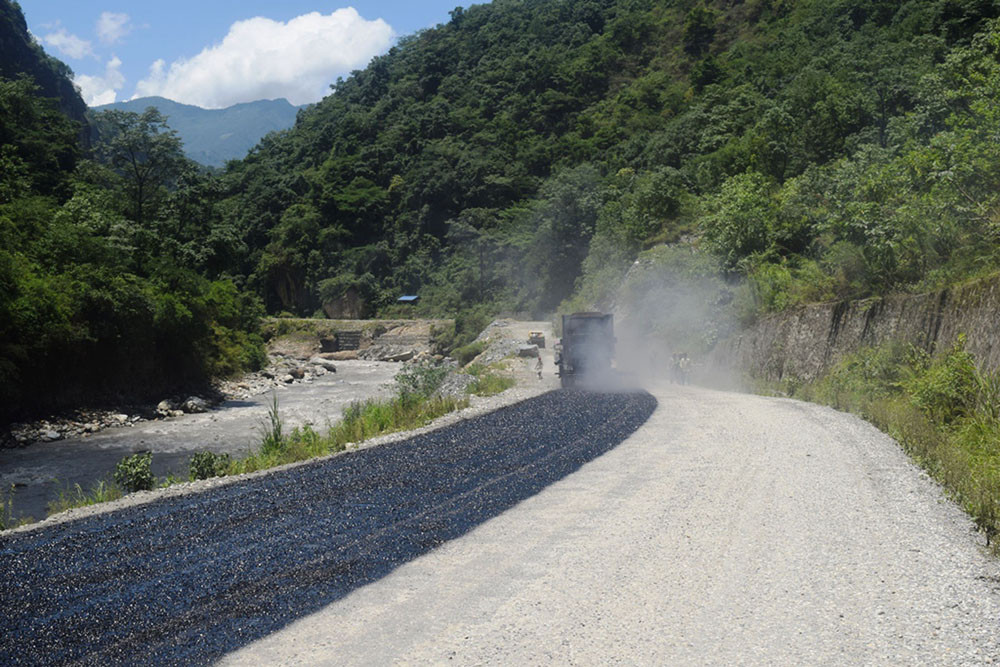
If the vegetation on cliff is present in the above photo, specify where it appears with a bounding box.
[0,0,264,422]
[208,0,1000,323]
[7,0,1000,418]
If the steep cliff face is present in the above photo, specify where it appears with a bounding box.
[0,0,88,127]
[713,274,1000,381]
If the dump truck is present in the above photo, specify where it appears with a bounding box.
[554,312,615,389]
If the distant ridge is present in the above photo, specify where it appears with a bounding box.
[92,96,304,167]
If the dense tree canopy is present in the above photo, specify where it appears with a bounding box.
[7,0,1000,419]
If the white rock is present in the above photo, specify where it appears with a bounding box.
[309,356,338,372]
[182,397,209,413]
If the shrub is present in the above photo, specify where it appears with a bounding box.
[188,451,231,481]
[113,453,154,492]
[453,340,486,366]
[395,361,449,398]
[905,335,979,424]
[1,485,17,530]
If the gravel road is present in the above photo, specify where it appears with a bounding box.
[222,382,1000,665]
[0,389,655,665]
[5,379,1000,665]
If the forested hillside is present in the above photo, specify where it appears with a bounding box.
[0,0,264,421]
[212,0,1000,330]
[5,0,1000,419]
[0,1,86,128]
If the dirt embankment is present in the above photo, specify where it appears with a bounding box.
[262,317,454,361]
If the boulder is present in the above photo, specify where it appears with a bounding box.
[329,350,359,361]
[289,367,307,380]
[281,374,295,384]
[309,356,338,372]
[388,350,416,362]
[156,399,177,416]
[518,344,540,358]
[182,396,210,414]
[42,430,62,442]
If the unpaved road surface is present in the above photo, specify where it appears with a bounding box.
[223,383,1000,665]
[4,381,1000,665]
[0,361,398,522]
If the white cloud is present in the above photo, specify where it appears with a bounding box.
[75,57,126,106]
[133,8,394,108]
[96,12,133,44]
[43,29,94,60]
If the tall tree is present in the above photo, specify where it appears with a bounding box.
[92,108,186,225]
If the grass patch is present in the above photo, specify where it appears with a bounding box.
[1,485,35,530]
[453,340,487,366]
[228,392,468,474]
[47,480,125,516]
[770,336,1000,549]
[465,362,516,396]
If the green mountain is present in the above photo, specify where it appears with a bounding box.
[1,0,264,422]
[216,0,1000,323]
[94,96,303,168]
[0,0,87,129]
[7,0,1000,420]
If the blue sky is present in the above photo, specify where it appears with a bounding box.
[22,1,471,108]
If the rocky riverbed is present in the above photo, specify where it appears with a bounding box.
[0,360,401,523]
[2,353,347,449]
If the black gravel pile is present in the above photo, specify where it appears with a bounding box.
[1,389,656,665]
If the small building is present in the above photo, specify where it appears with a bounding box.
[397,295,420,304]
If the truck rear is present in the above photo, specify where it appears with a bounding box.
[554,312,615,388]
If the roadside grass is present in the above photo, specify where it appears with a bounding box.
[27,360,497,523]
[766,336,1000,549]
[1,485,35,530]
[465,362,517,397]
[229,392,468,474]
[453,340,487,366]
[47,480,125,516]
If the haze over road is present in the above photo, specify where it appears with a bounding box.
[225,383,1000,665]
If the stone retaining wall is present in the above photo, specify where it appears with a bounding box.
[711,274,1000,382]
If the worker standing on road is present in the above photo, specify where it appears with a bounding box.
[535,354,543,380]
[678,353,691,385]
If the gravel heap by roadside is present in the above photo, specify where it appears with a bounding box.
[471,320,524,366]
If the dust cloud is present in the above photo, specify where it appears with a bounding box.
[565,247,746,392]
